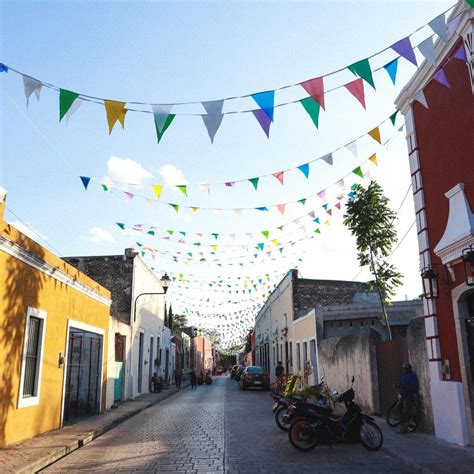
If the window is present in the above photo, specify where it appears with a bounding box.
[289,342,293,367]
[303,342,308,366]
[115,334,125,362]
[296,343,301,371]
[18,307,47,408]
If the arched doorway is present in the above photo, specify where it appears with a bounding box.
[464,292,474,399]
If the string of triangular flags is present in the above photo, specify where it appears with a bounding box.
[0,6,463,143]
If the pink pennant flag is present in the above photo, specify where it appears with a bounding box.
[300,77,325,110]
[145,198,154,206]
[335,202,341,210]
[277,204,286,215]
[124,192,134,203]
[273,171,285,185]
[344,78,366,109]
[317,190,326,201]
[433,69,450,89]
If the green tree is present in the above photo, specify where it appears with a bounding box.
[172,313,188,331]
[343,181,403,340]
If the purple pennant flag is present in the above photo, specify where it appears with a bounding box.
[225,181,235,187]
[391,37,418,66]
[252,109,271,138]
[124,192,134,203]
[433,69,450,89]
[453,44,467,62]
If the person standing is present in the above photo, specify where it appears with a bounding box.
[398,362,419,434]
[190,369,197,390]
[174,369,181,389]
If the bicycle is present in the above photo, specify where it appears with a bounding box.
[386,392,421,432]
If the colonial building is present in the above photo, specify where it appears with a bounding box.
[0,192,111,447]
[395,1,474,445]
[64,250,169,405]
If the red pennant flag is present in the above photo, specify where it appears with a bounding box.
[300,77,325,110]
[344,78,366,109]
[273,171,285,185]
[335,202,341,210]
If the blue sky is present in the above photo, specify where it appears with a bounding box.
[0,0,456,345]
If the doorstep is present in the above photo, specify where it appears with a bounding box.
[0,384,189,474]
[375,416,474,473]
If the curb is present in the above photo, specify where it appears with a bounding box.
[22,386,187,473]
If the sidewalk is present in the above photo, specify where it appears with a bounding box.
[375,416,474,473]
[0,383,189,474]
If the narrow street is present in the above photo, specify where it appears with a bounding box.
[43,376,412,473]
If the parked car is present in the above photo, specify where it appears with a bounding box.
[235,366,246,382]
[239,366,270,391]
[230,365,241,380]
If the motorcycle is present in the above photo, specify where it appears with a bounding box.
[288,377,383,452]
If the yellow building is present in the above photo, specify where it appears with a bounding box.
[0,192,111,447]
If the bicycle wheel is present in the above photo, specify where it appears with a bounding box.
[386,401,400,427]
[288,420,318,452]
[407,405,419,432]
[359,420,383,451]
[275,406,291,432]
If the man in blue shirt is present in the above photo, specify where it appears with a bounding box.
[398,362,419,434]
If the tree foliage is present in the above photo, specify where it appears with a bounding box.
[343,181,403,338]
[172,313,188,331]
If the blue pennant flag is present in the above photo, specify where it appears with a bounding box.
[256,207,269,212]
[383,58,398,85]
[251,90,275,122]
[0,63,8,73]
[80,176,91,190]
[297,163,310,178]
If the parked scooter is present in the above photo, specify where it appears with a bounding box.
[288,377,383,452]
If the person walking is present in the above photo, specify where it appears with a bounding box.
[398,362,419,434]
[190,369,197,389]
[174,369,182,390]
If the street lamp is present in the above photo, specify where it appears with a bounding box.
[421,267,439,299]
[133,273,171,322]
[462,246,474,287]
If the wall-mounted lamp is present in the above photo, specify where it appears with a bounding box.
[462,245,474,287]
[421,267,439,299]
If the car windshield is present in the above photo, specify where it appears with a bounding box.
[246,367,263,374]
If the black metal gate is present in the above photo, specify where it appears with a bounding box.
[376,337,408,415]
[64,329,102,422]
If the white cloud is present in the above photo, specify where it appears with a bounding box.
[106,156,153,185]
[10,220,49,243]
[86,227,115,243]
[160,164,188,186]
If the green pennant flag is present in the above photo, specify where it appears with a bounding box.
[147,230,155,236]
[352,166,364,178]
[389,110,399,126]
[141,251,146,257]
[300,97,321,129]
[348,58,375,89]
[167,230,174,235]
[193,242,201,246]
[351,183,358,190]
[116,223,126,230]
[298,198,307,205]
[155,114,176,143]
[177,185,187,196]
[187,252,193,257]
[102,184,109,191]
[249,177,259,190]
[200,258,207,262]
[314,228,321,234]
[170,203,179,212]
[59,89,80,122]
[212,233,219,240]
[262,231,269,239]
[279,248,284,253]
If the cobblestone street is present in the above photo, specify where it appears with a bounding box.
[42,376,413,473]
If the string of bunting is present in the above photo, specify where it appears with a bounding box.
[0,5,462,143]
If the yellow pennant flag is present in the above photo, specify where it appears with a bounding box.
[325,220,331,226]
[271,239,278,247]
[369,153,378,166]
[191,207,199,213]
[211,245,217,251]
[104,100,127,134]
[368,126,381,144]
[152,185,163,200]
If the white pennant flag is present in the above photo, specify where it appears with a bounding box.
[321,152,333,165]
[334,179,345,192]
[413,90,429,109]
[345,140,358,157]
[418,37,436,67]
[151,104,173,130]
[23,76,42,106]
[429,13,448,43]
[199,183,210,194]
[65,97,84,124]
[234,209,243,216]
[201,100,225,143]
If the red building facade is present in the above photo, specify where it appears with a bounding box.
[396,2,473,445]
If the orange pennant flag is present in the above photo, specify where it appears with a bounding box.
[152,185,163,200]
[368,127,381,144]
[369,153,378,166]
[104,100,127,134]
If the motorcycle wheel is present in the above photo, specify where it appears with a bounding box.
[275,406,290,432]
[359,420,383,451]
[386,401,400,427]
[288,420,318,452]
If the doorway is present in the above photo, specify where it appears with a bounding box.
[465,293,474,401]
[138,331,144,393]
[149,336,154,392]
[114,334,125,402]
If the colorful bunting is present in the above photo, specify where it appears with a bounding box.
[300,76,325,110]
[391,37,418,66]
[177,185,188,196]
[249,177,260,190]
[59,89,80,122]
[201,100,224,143]
[348,58,375,89]
[413,89,429,109]
[300,97,321,129]
[105,100,127,134]
[317,190,326,201]
[116,223,126,230]
[170,203,180,212]
[252,109,271,138]
[23,76,42,105]
[277,204,286,215]
[65,97,84,124]
[453,44,467,62]
[344,78,366,109]
[273,171,285,185]
[262,231,269,239]
[257,243,264,251]
[0,63,8,73]
[80,176,90,190]
[389,111,399,126]
[383,58,399,85]
[368,126,381,144]
[225,181,235,187]
[369,153,378,166]
[153,111,175,143]
[352,166,364,178]
[429,13,448,43]
[418,37,436,67]
[124,192,134,203]
[345,140,358,157]
[298,198,306,205]
[251,90,275,121]
[297,163,310,178]
[433,69,450,88]
[256,207,268,212]
[321,153,333,165]
[152,185,163,200]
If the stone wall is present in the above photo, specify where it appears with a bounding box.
[318,329,381,414]
[407,317,434,433]
[64,249,136,324]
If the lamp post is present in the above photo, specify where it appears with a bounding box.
[462,246,474,287]
[133,273,171,322]
[421,267,439,299]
